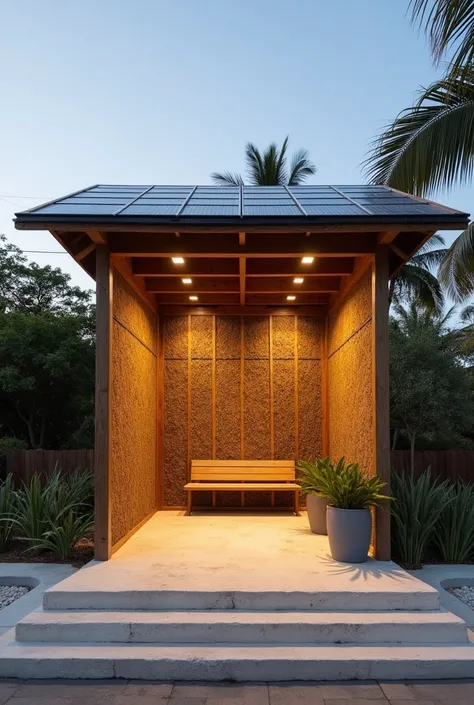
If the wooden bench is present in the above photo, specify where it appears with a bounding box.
[184,460,300,515]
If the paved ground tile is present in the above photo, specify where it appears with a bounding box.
[124,681,173,697]
[12,679,127,698]
[171,683,268,703]
[268,683,324,705]
[318,683,385,699]
[378,684,416,700]
[409,681,474,700]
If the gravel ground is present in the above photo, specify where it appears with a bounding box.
[0,585,30,609]
[447,585,474,609]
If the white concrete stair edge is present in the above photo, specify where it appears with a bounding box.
[15,608,468,645]
[2,632,474,681]
[42,586,440,612]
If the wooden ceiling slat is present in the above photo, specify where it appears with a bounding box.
[145,278,240,293]
[245,277,341,293]
[132,258,239,277]
[155,293,240,305]
[245,257,354,276]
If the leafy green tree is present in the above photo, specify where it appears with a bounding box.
[390,302,474,474]
[0,312,95,448]
[211,136,316,186]
[0,235,92,316]
[0,236,95,449]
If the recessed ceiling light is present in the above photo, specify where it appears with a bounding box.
[189,295,198,301]
[287,295,296,301]
[182,278,192,284]
[293,277,304,284]
[172,257,185,264]
[301,256,314,264]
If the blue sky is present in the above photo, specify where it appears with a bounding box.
[1,0,471,291]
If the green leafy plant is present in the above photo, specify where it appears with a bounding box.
[297,458,331,495]
[305,457,389,510]
[0,474,18,551]
[434,482,474,563]
[391,469,453,568]
[33,509,94,560]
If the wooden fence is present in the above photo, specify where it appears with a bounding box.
[5,448,474,485]
[6,449,94,485]
[391,450,474,483]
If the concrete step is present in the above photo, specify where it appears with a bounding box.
[16,608,467,645]
[2,632,474,680]
[42,585,440,612]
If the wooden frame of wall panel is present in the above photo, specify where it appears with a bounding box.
[94,246,113,560]
[372,246,391,560]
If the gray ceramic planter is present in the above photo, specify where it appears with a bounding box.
[305,494,328,535]
[326,506,371,563]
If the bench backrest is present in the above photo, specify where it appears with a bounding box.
[190,460,295,483]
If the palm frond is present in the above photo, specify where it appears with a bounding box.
[211,171,244,186]
[460,302,474,323]
[364,68,474,196]
[410,0,474,77]
[438,221,474,300]
[392,263,445,314]
[288,148,317,185]
[412,247,448,269]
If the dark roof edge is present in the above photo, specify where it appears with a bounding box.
[14,212,470,229]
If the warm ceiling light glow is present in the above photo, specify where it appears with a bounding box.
[293,277,304,284]
[189,295,199,301]
[182,278,193,284]
[172,257,185,264]
[301,256,314,264]
[287,295,296,301]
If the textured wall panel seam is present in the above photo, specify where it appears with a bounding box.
[240,316,245,460]
[113,315,157,357]
[212,315,216,458]
[269,316,275,459]
[328,316,372,359]
[187,315,191,480]
[294,316,299,458]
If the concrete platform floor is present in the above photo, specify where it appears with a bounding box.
[46,511,436,602]
[1,677,474,704]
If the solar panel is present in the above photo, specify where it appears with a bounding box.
[16,184,466,222]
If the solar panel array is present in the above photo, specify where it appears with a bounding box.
[23,184,457,219]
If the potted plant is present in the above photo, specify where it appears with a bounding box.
[297,459,331,534]
[314,457,390,563]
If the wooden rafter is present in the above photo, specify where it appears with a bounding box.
[239,257,246,306]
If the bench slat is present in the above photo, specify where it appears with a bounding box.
[191,460,295,468]
[185,482,300,490]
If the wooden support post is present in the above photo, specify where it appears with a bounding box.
[94,246,113,560]
[372,246,391,560]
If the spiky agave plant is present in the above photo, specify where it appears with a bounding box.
[434,482,474,563]
[0,474,18,551]
[391,470,453,568]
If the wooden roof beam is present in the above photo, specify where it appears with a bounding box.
[109,232,377,257]
[132,257,355,277]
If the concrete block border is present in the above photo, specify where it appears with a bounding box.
[0,563,76,635]
[409,565,474,628]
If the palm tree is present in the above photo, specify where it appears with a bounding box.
[211,137,316,186]
[365,66,474,301]
[365,1,474,301]
[390,235,447,313]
